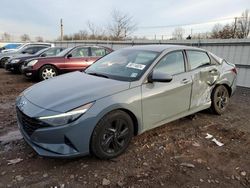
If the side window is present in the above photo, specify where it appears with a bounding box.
[187,51,210,70]
[154,51,185,75]
[42,49,57,57]
[34,47,45,54]
[91,48,106,57]
[71,47,89,57]
[22,47,35,54]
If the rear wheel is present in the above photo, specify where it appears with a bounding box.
[90,110,134,159]
[39,65,58,81]
[210,85,230,115]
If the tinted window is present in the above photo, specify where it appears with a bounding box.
[71,47,89,57]
[22,47,35,54]
[91,48,107,56]
[187,51,210,70]
[42,48,63,57]
[154,51,185,75]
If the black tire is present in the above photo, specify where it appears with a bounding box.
[210,85,230,115]
[39,65,58,81]
[0,58,8,68]
[90,110,134,159]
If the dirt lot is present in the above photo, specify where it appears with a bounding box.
[0,69,249,188]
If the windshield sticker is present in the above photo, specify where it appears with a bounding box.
[130,73,138,77]
[126,63,146,70]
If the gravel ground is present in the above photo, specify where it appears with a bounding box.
[0,69,249,188]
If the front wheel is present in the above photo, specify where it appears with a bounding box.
[39,65,58,81]
[90,110,134,159]
[210,85,230,115]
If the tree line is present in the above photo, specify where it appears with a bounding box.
[1,9,249,42]
[172,9,250,40]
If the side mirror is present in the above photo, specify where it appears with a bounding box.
[22,51,27,54]
[67,54,72,58]
[148,71,173,83]
[41,53,47,57]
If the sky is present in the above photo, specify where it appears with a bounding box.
[0,0,249,41]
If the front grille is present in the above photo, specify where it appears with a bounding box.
[16,108,49,136]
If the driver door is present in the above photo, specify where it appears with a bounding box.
[141,51,192,130]
[63,47,90,72]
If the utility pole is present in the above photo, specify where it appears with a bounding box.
[233,17,237,38]
[60,18,63,41]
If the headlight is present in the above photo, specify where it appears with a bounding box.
[37,102,94,126]
[11,59,20,63]
[27,60,38,67]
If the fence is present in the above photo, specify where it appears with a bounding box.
[55,39,250,88]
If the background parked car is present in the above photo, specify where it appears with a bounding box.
[5,47,66,73]
[22,45,113,81]
[0,44,53,68]
[0,43,23,53]
[0,42,54,54]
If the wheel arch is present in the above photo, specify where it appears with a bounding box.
[38,64,59,72]
[214,83,232,97]
[94,106,140,136]
[117,108,139,136]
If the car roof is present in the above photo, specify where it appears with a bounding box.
[123,44,204,52]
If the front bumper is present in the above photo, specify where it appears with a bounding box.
[22,66,37,78]
[16,97,98,158]
[5,62,20,71]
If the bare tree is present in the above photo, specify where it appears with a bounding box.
[78,30,88,40]
[237,9,250,38]
[107,9,136,40]
[1,32,11,41]
[20,34,30,41]
[211,24,223,38]
[172,27,185,40]
[35,36,43,42]
[86,21,100,37]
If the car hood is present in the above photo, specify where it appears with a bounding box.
[11,53,33,59]
[23,71,130,113]
[0,51,17,58]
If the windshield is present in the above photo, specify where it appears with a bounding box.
[3,43,22,49]
[56,47,73,57]
[85,49,159,81]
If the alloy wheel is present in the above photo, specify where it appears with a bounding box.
[101,119,130,154]
[42,68,56,80]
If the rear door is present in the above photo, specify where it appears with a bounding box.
[63,47,90,72]
[141,51,192,130]
[185,50,220,109]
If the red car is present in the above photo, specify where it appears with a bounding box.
[22,45,113,81]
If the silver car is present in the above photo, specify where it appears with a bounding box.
[16,45,237,159]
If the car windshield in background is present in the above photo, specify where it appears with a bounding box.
[85,49,159,81]
[3,44,21,49]
[56,47,73,57]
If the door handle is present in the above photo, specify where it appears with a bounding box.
[209,69,218,74]
[181,78,191,84]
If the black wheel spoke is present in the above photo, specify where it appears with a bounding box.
[101,135,113,151]
[118,127,129,139]
[115,119,123,132]
[113,139,123,151]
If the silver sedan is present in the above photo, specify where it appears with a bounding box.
[16,45,237,159]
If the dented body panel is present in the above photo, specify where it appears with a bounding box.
[16,45,237,158]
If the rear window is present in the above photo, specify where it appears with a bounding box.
[186,51,210,70]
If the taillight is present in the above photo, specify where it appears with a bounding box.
[231,67,237,74]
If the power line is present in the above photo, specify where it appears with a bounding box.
[137,17,239,29]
